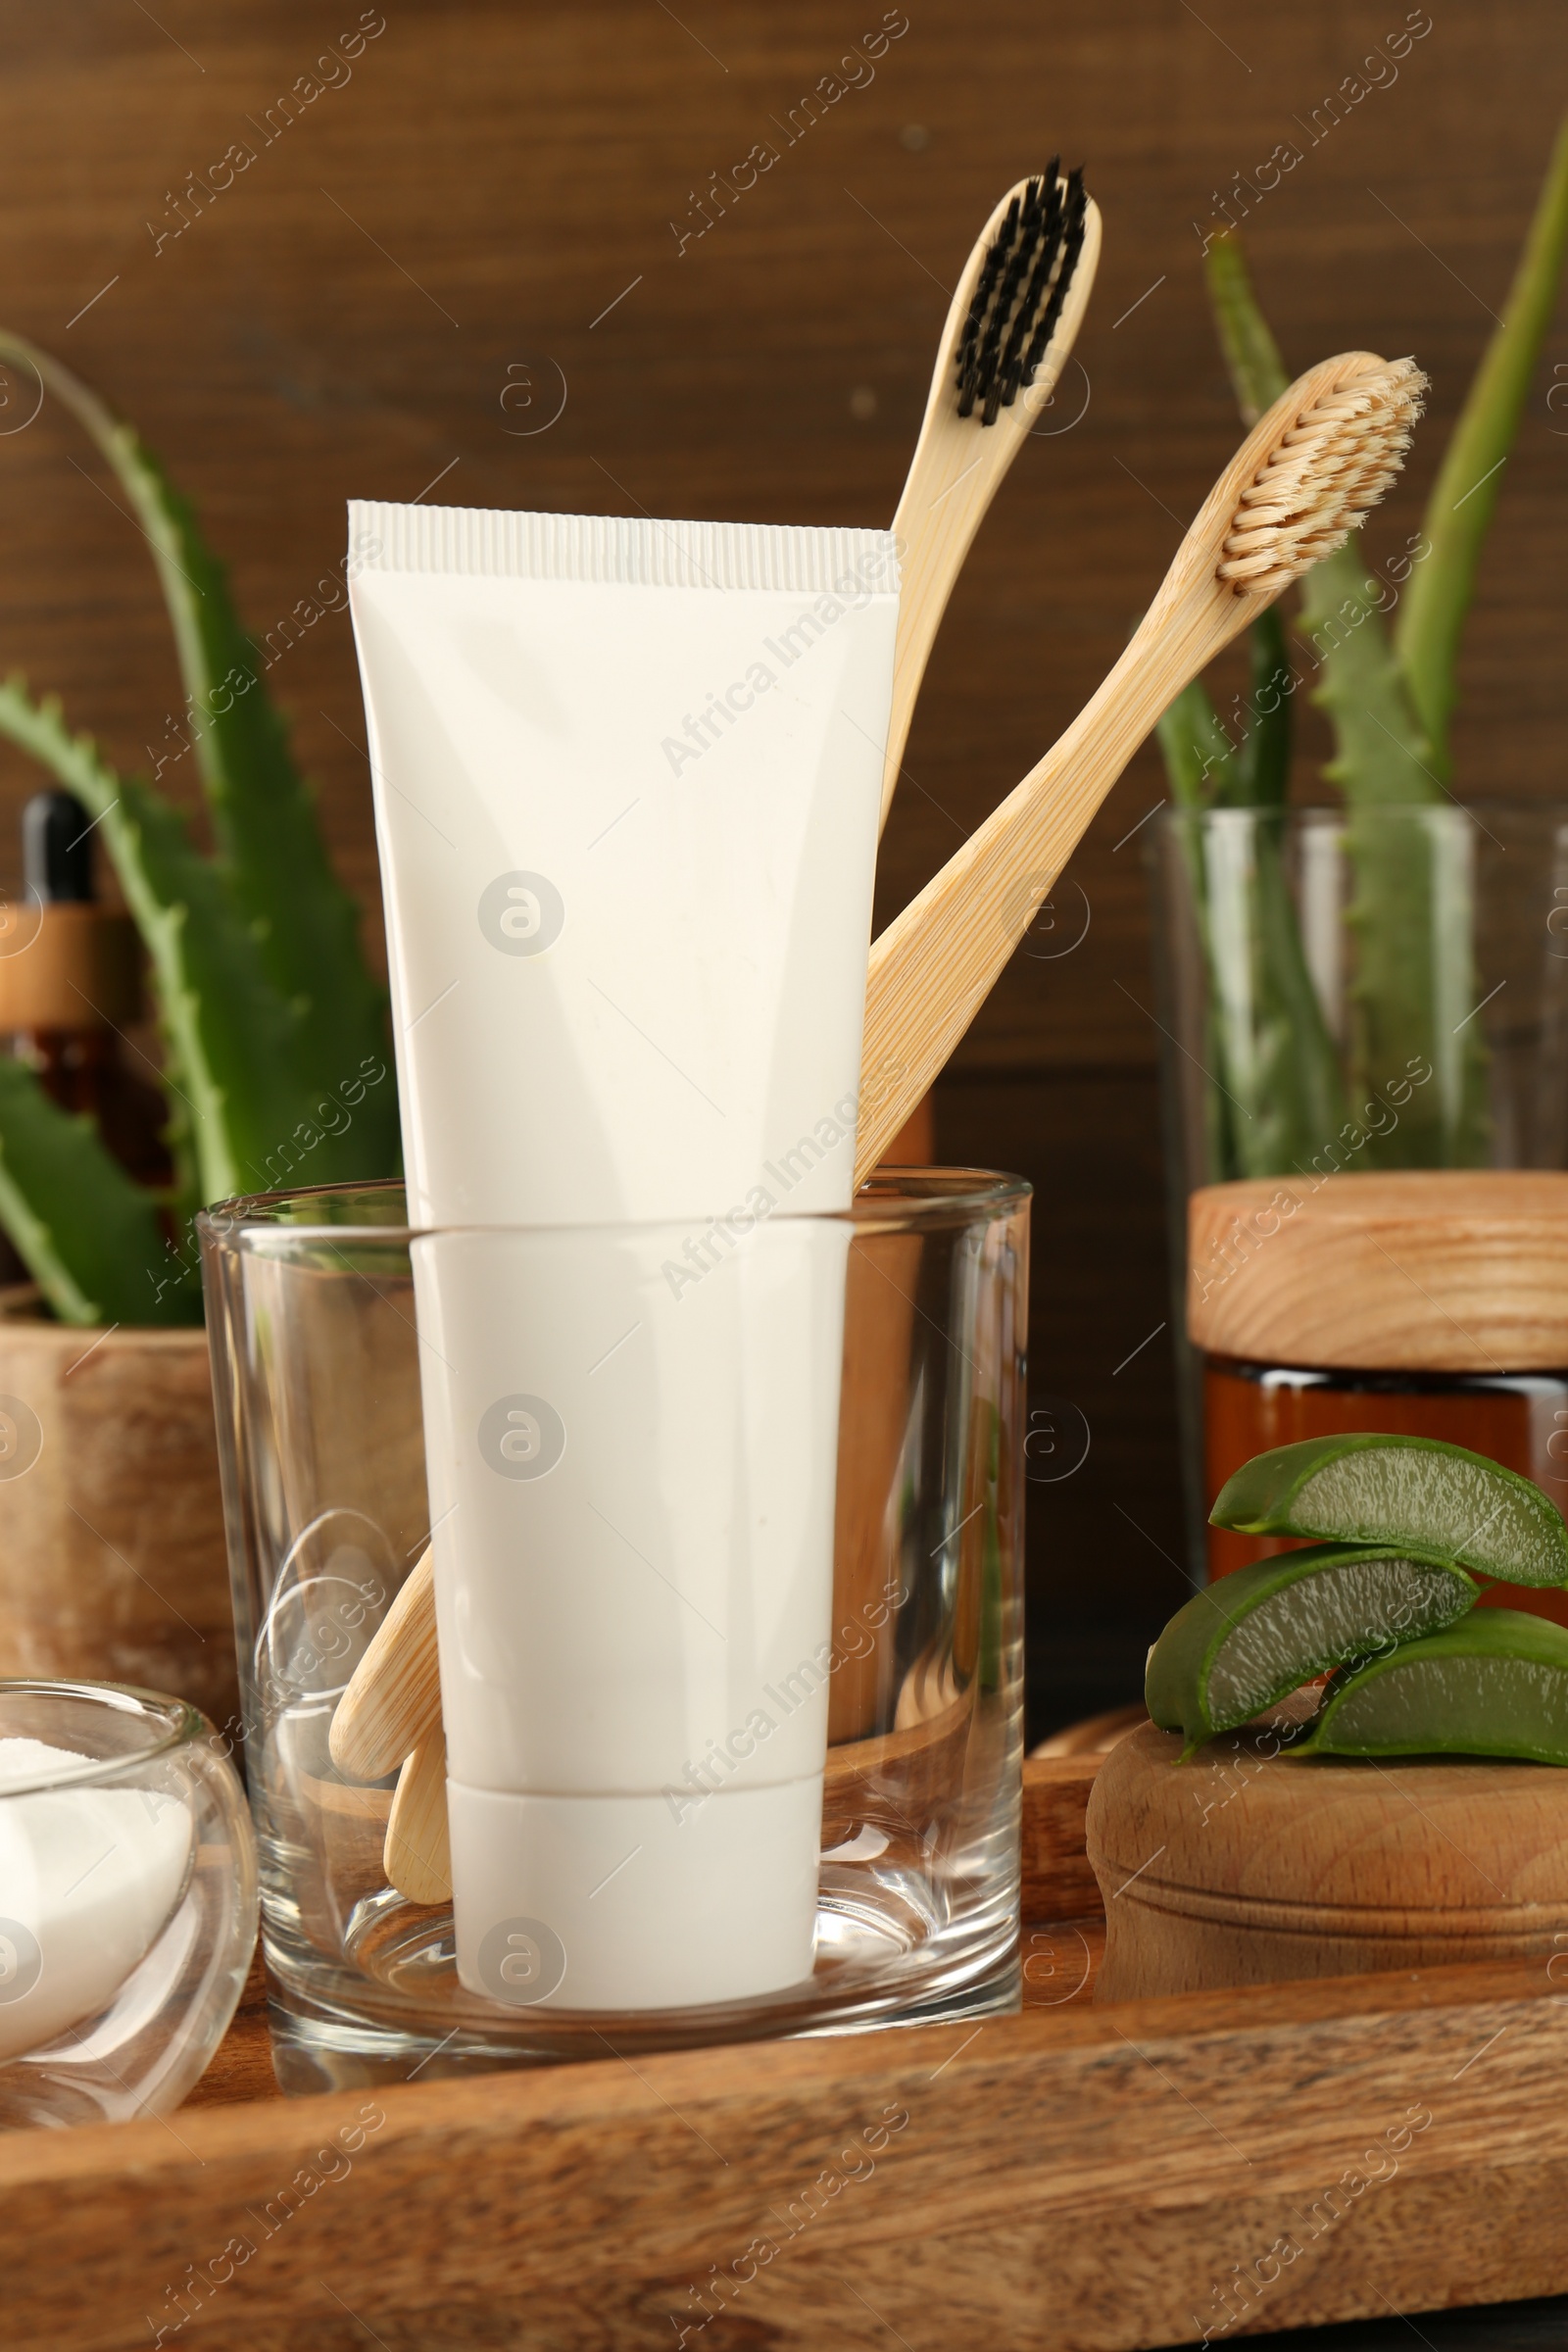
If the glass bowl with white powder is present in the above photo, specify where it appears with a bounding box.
[0,1681,257,2128]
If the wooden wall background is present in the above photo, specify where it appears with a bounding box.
[0,0,1564,1738]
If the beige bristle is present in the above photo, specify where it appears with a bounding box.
[1218,356,1427,598]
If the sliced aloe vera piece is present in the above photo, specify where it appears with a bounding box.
[1146,1544,1477,1751]
[1210,1435,1568,1587]
[1302,1609,1568,1762]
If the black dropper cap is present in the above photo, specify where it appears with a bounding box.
[23,790,94,905]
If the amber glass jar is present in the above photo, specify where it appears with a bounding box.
[1188,1172,1568,1629]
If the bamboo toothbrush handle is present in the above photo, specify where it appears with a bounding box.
[856,588,1236,1182]
[329,1544,441,1780]
[881,472,972,817]
[384,1725,453,1906]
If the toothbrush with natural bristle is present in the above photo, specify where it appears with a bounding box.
[854,349,1427,1174]
[880,166,1101,833]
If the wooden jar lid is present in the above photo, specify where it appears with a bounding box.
[1188,1170,1568,1372]
[0,906,139,1030]
[1086,1721,1568,1999]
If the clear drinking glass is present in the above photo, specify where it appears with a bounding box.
[0,1680,257,2128]
[200,1171,1029,2088]
[1150,801,1568,1572]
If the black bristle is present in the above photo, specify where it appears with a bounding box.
[955,162,1088,425]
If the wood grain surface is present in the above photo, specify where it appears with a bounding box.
[0,3,1563,1731]
[0,1294,234,1722]
[16,1760,1568,2351]
[1189,1170,1568,1371]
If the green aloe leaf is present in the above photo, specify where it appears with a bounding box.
[1154,675,1240,811]
[1204,234,1289,429]
[1146,1543,1477,1755]
[1153,678,1244,1179]
[0,680,309,1206]
[1210,1433,1568,1586]
[0,330,395,1169]
[1203,230,1440,800]
[1152,503,1344,1172]
[1233,607,1292,809]
[1299,561,1439,802]
[1301,1608,1568,1763]
[1186,812,1344,1178]
[0,1055,197,1326]
[1341,804,1488,1166]
[1202,231,1491,1169]
[1396,114,1568,779]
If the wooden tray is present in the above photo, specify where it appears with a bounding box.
[8,1756,1568,2352]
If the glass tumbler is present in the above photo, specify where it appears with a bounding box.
[200,1171,1028,2089]
[0,1679,257,2128]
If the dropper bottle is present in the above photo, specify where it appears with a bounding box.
[0,789,169,1186]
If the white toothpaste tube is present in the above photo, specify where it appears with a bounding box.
[349,505,898,2009]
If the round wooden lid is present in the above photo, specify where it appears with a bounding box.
[1087,1720,1568,1923]
[1188,1170,1568,1371]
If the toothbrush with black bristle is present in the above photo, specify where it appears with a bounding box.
[881,165,1102,832]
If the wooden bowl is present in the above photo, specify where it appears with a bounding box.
[1086,1721,1568,2001]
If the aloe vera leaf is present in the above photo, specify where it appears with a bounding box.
[0,1055,198,1326]
[1298,555,1439,799]
[1211,1434,1568,1586]
[1302,1608,1568,1762]
[1184,254,1294,806]
[1160,616,1292,814]
[1204,230,1492,1166]
[1154,645,1344,1172]
[1204,234,1290,427]
[0,329,394,1157]
[1187,811,1347,1178]
[1396,115,1568,779]
[1152,680,1244,1177]
[1233,607,1292,808]
[1147,1543,1477,1752]
[1176,246,1347,1167]
[1344,804,1490,1167]
[1204,232,1438,798]
[1155,676,1241,810]
[1294,483,1457,1172]
[0,680,305,1205]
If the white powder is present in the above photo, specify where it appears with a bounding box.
[0,1737,192,2062]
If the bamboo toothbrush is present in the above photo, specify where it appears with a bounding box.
[853,348,1427,1172]
[333,350,1424,1905]
[881,167,1101,834]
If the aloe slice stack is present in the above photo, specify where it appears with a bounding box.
[1144,1433,1568,1762]
[1146,1545,1477,1753]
